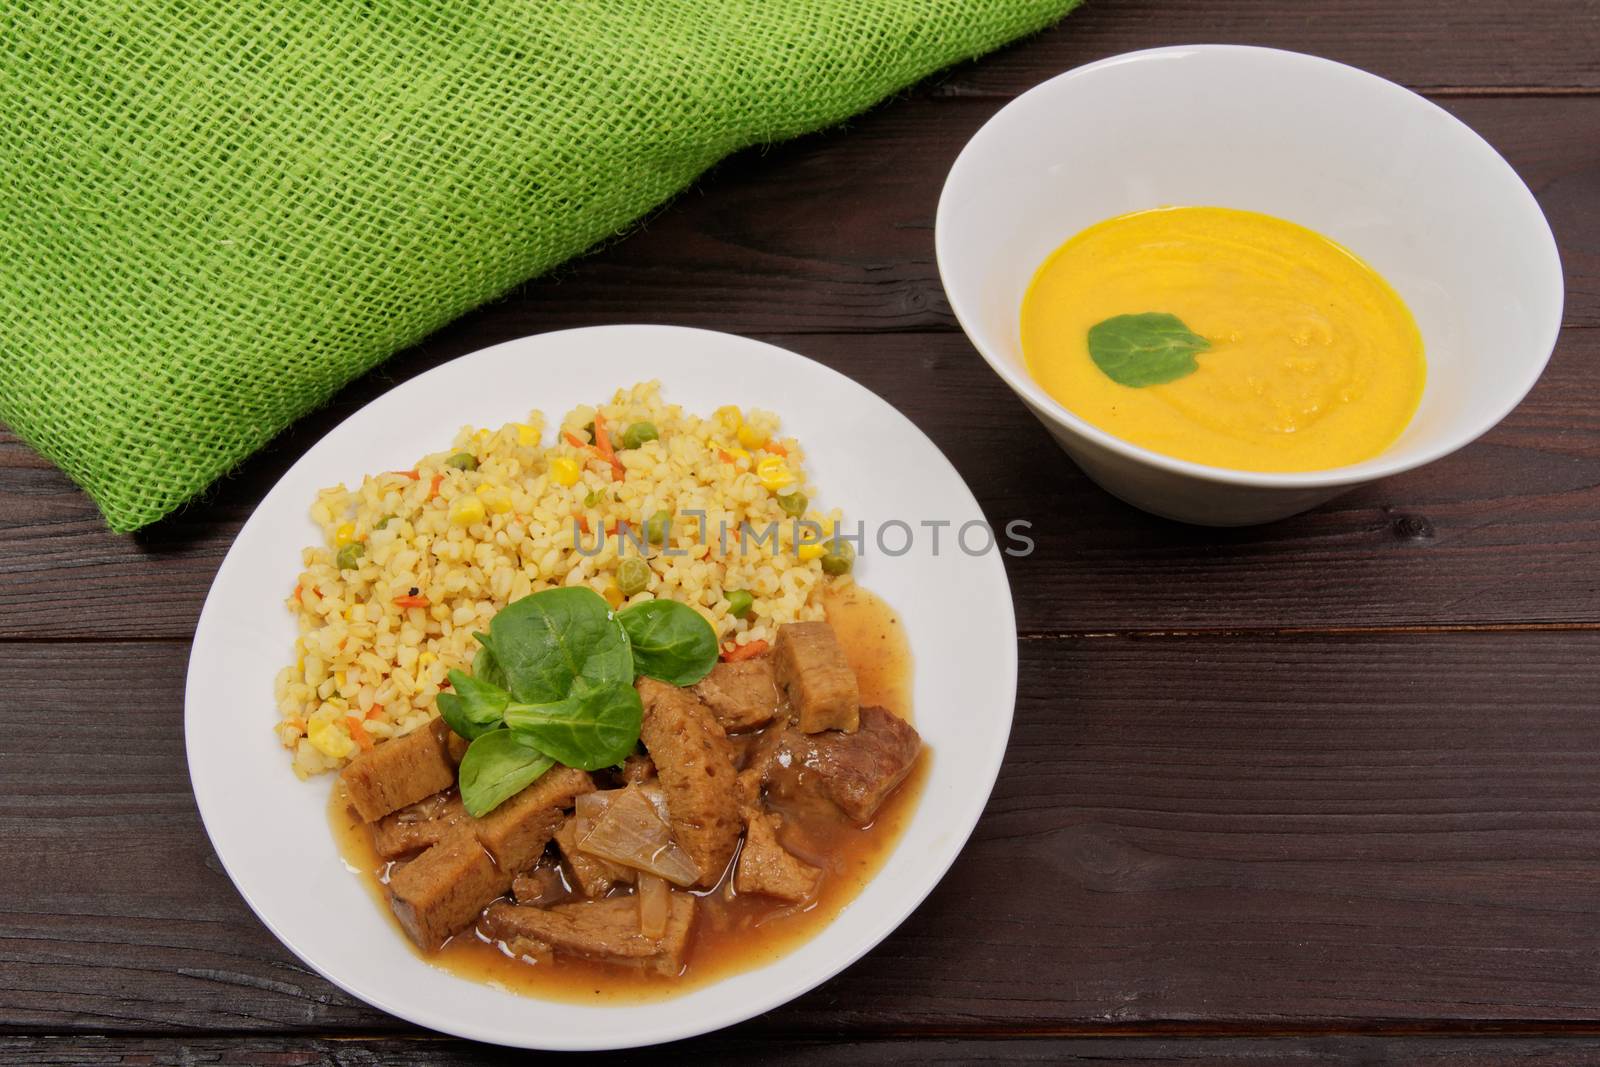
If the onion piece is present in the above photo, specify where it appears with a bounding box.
[637,873,670,938]
[572,788,621,840]
[638,784,673,825]
[576,785,700,887]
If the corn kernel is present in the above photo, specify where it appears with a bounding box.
[601,584,625,610]
[714,405,743,432]
[449,494,487,527]
[516,423,539,447]
[308,718,356,760]
[478,485,514,514]
[334,671,347,690]
[757,455,796,492]
[797,542,826,562]
[550,457,581,487]
[334,522,356,547]
[418,652,436,667]
[736,422,769,449]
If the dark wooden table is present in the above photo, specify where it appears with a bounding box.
[4,1,1599,1063]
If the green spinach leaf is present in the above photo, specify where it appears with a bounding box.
[502,678,644,770]
[470,634,508,690]
[436,669,510,740]
[487,587,632,703]
[457,728,554,817]
[617,599,719,686]
[1086,312,1211,387]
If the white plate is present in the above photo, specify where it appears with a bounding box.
[185,325,1018,1050]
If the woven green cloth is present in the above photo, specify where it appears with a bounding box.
[0,1,1080,531]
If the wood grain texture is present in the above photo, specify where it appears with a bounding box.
[4,325,1596,640]
[941,0,1600,96]
[9,1034,1600,1065]
[4,634,1598,1033]
[3,3,1598,1060]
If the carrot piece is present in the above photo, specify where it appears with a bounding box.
[766,442,788,457]
[427,473,444,499]
[365,704,385,720]
[388,469,421,480]
[592,412,625,480]
[292,584,303,603]
[721,639,769,662]
[284,717,306,732]
[392,594,430,608]
[717,449,735,464]
[574,512,591,534]
[562,430,588,449]
[346,716,374,752]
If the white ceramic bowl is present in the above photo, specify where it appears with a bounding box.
[936,45,1564,525]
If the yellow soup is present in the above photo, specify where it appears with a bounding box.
[1020,207,1426,472]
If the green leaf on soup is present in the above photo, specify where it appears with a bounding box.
[457,729,553,817]
[1086,312,1211,388]
[486,587,632,704]
[503,678,643,771]
[617,599,719,686]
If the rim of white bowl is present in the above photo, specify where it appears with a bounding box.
[935,44,1565,490]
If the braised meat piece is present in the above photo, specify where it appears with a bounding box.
[772,707,921,823]
[636,678,741,886]
[388,830,510,951]
[693,657,784,731]
[341,718,459,822]
[511,865,569,907]
[621,753,656,785]
[773,622,859,734]
[469,767,594,872]
[385,768,592,951]
[482,895,696,976]
[371,791,465,859]
[735,808,820,904]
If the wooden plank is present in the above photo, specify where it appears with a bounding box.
[10,1034,1600,1065]
[3,324,1596,640]
[4,633,1598,1032]
[939,0,1600,97]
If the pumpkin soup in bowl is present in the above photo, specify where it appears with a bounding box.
[1020,206,1426,473]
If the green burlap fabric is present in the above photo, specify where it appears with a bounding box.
[0,1,1081,531]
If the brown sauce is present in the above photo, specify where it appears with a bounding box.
[328,583,925,1002]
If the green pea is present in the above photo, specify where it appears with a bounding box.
[726,589,754,619]
[619,421,659,450]
[583,489,604,509]
[644,509,673,545]
[374,514,396,531]
[820,538,855,576]
[776,491,808,517]
[617,557,651,597]
[335,542,365,571]
[445,452,478,471]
